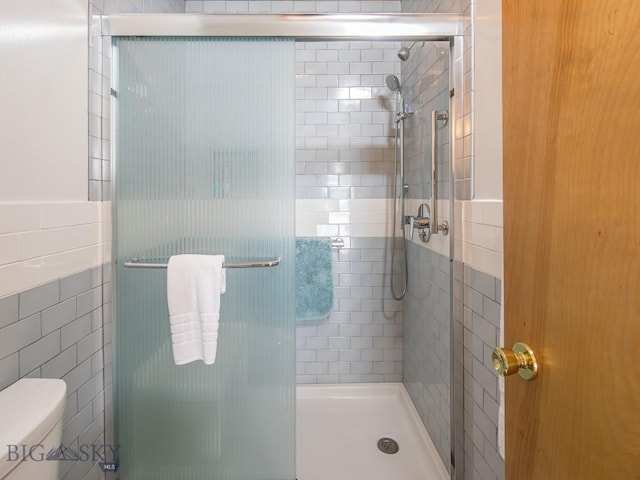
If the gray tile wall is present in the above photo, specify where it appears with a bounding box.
[0,268,106,480]
[403,242,451,470]
[403,245,504,480]
[296,237,403,383]
[458,264,504,480]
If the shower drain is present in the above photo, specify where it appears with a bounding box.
[377,437,399,454]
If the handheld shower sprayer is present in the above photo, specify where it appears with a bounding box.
[386,74,409,300]
[385,74,402,94]
[385,74,407,118]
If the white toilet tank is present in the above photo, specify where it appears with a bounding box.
[0,379,66,480]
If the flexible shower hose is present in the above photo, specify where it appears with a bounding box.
[390,115,408,301]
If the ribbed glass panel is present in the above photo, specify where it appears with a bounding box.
[113,37,295,480]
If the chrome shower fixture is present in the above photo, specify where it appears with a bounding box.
[385,75,412,119]
[385,74,401,93]
[397,42,416,61]
[387,72,410,300]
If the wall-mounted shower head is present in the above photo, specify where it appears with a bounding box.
[397,41,416,61]
[385,74,401,93]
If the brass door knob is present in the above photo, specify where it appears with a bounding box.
[492,342,538,380]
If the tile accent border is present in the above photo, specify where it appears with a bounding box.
[0,202,103,298]
[296,199,400,239]
[462,200,502,279]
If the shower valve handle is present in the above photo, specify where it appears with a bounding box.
[406,203,432,243]
[407,216,429,240]
[412,217,429,228]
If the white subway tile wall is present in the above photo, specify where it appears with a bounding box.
[186,0,401,13]
[184,0,404,386]
[295,39,401,201]
[293,36,404,381]
[403,0,474,202]
[462,200,502,279]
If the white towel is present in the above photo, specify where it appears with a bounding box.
[167,254,226,365]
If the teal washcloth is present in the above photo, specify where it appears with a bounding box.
[296,238,334,321]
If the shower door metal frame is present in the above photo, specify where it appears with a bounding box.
[105,13,463,40]
[105,13,466,480]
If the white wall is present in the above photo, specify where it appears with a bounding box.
[473,0,503,200]
[0,1,106,299]
[0,0,88,201]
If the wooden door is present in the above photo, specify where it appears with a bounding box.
[502,1,640,478]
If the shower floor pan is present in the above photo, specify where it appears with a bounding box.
[296,383,449,480]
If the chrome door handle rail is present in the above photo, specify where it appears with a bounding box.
[122,256,281,269]
[431,109,450,236]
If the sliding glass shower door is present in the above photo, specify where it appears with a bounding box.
[113,37,295,480]
[402,40,454,472]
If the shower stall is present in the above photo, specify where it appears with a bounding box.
[107,13,465,480]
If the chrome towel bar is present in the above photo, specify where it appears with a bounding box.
[122,256,281,269]
[122,237,343,270]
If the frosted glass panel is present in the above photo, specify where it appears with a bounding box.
[114,37,295,480]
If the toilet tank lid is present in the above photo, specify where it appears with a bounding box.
[0,379,66,473]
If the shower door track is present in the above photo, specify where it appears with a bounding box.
[105,13,465,480]
[105,13,464,41]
